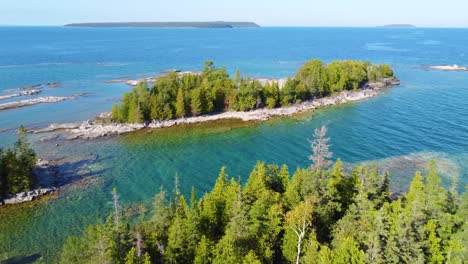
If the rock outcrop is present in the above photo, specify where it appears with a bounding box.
[0,89,41,101]
[0,93,83,111]
[430,65,468,71]
[1,188,56,205]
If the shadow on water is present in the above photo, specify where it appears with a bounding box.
[2,253,41,264]
[35,154,111,188]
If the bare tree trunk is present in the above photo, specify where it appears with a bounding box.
[296,232,304,264]
[112,188,120,227]
[135,227,142,258]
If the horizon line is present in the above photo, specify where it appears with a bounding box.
[2,24,468,29]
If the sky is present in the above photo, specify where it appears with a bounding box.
[1,0,468,27]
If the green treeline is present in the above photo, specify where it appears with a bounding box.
[112,60,394,123]
[60,128,465,264]
[0,126,37,200]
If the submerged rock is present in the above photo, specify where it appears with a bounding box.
[0,93,83,111]
[0,89,41,101]
[430,65,468,71]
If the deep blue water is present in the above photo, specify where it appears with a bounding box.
[0,27,467,262]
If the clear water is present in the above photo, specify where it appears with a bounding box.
[0,27,467,262]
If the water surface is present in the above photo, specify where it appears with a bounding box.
[0,27,467,262]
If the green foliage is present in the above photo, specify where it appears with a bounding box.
[111,60,395,123]
[175,88,186,118]
[0,126,37,199]
[332,237,365,264]
[60,154,464,264]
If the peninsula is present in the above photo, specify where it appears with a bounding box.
[64,21,260,28]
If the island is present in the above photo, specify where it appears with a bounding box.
[64,21,260,28]
[32,59,400,139]
[379,24,417,28]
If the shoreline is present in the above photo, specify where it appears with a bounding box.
[0,159,57,206]
[430,65,468,71]
[31,77,400,140]
[0,89,41,101]
[0,93,84,111]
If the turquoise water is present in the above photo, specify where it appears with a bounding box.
[0,27,467,262]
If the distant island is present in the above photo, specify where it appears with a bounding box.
[379,24,416,28]
[64,21,260,28]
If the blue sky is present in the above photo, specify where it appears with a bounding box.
[2,0,467,27]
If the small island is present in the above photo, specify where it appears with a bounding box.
[64,21,260,28]
[109,60,396,124]
[32,59,399,139]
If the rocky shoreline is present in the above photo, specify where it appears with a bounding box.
[430,65,468,71]
[0,159,58,206]
[0,93,84,111]
[1,188,56,205]
[0,89,41,101]
[32,77,400,139]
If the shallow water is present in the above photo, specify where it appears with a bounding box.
[0,27,467,262]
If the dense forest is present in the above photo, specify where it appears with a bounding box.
[111,60,394,123]
[60,126,466,264]
[0,126,37,200]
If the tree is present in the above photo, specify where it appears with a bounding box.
[175,88,186,118]
[110,60,396,123]
[426,220,444,264]
[332,237,365,264]
[194,236,214,264]
[243,251,262,264]
[309,126,333,171]
[111,104,121,122]
[0,126,37,196]
[286,197,314,264]
[58,130,466,264]
[191,88,204,116]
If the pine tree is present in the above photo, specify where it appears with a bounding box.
[191,88,204,116]
[242,251,262,264]
[175,88,186,118]
[194,236,214,264]
[332,237,365,264]
[426,220,444,264]
[112,104,121,122]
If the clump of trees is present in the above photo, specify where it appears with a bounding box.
[0,126,37,200]
[60,127,465,264]
[112,60,395,123]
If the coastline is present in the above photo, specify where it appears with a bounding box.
[430,65,468,71]
[0,94,83,111]
[32,77,400,140]
[0,89,41,101]
[0,159,57,206]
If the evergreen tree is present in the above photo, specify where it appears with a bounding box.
[332,237,365,264]
[191,88,204,116]
[175,88,186,118]
[194,236,214,264]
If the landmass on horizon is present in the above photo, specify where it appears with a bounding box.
[379,24,416,28]
[64,21,260,28]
